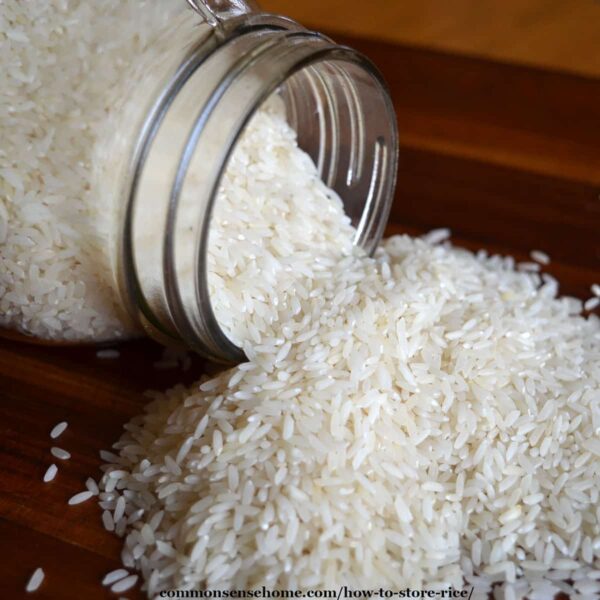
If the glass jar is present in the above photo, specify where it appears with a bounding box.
[1,0,399,362]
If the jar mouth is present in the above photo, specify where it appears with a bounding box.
[123,20,398,363]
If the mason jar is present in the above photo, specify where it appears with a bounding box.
[2,0,399,362]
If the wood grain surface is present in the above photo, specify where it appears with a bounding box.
[1,34,599,599]
[261,0,600,79]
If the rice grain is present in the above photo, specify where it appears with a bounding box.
[25,568,44,593]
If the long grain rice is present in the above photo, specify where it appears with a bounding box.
[25,568,44,593]
[97,103,600,595]
[50,447,70,460]
[1,0,184,341]
[49,421,68,439]
[43,464,57,483]
[68,491,94,506]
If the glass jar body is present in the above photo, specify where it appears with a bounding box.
[1,1,399,361]
[0,0,190,344]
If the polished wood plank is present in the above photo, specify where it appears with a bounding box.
[261,0,600,78]
[340,35,600,184]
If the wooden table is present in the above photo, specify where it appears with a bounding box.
[261,0,600,79]
[1,35,598,598]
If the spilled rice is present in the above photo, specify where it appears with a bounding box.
[98,110,600,597]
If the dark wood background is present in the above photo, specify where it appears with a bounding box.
[1,26,599,600]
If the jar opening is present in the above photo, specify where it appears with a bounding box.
[194,47,398,358]
[125,25,398,362]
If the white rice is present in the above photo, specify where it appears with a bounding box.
[50,447,70,460]
[422,228,451,245]
[98,106,600,594]
[206,99,354,346]
[110,574,138,593]
[5,0,599,594]
[0,0,184,341]
[1,0,350,352]
[68,490,94,506]
[85,477,99,495]
[43,464,57,483]
[102,568,129,586]
[530,250,550,265]
[592,284,600,298]
[49,421,68,439]
[102,510,115,532]
[25,568,44,593]
[584,297,600,311]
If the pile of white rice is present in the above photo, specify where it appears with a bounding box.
[99,105,600,597]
